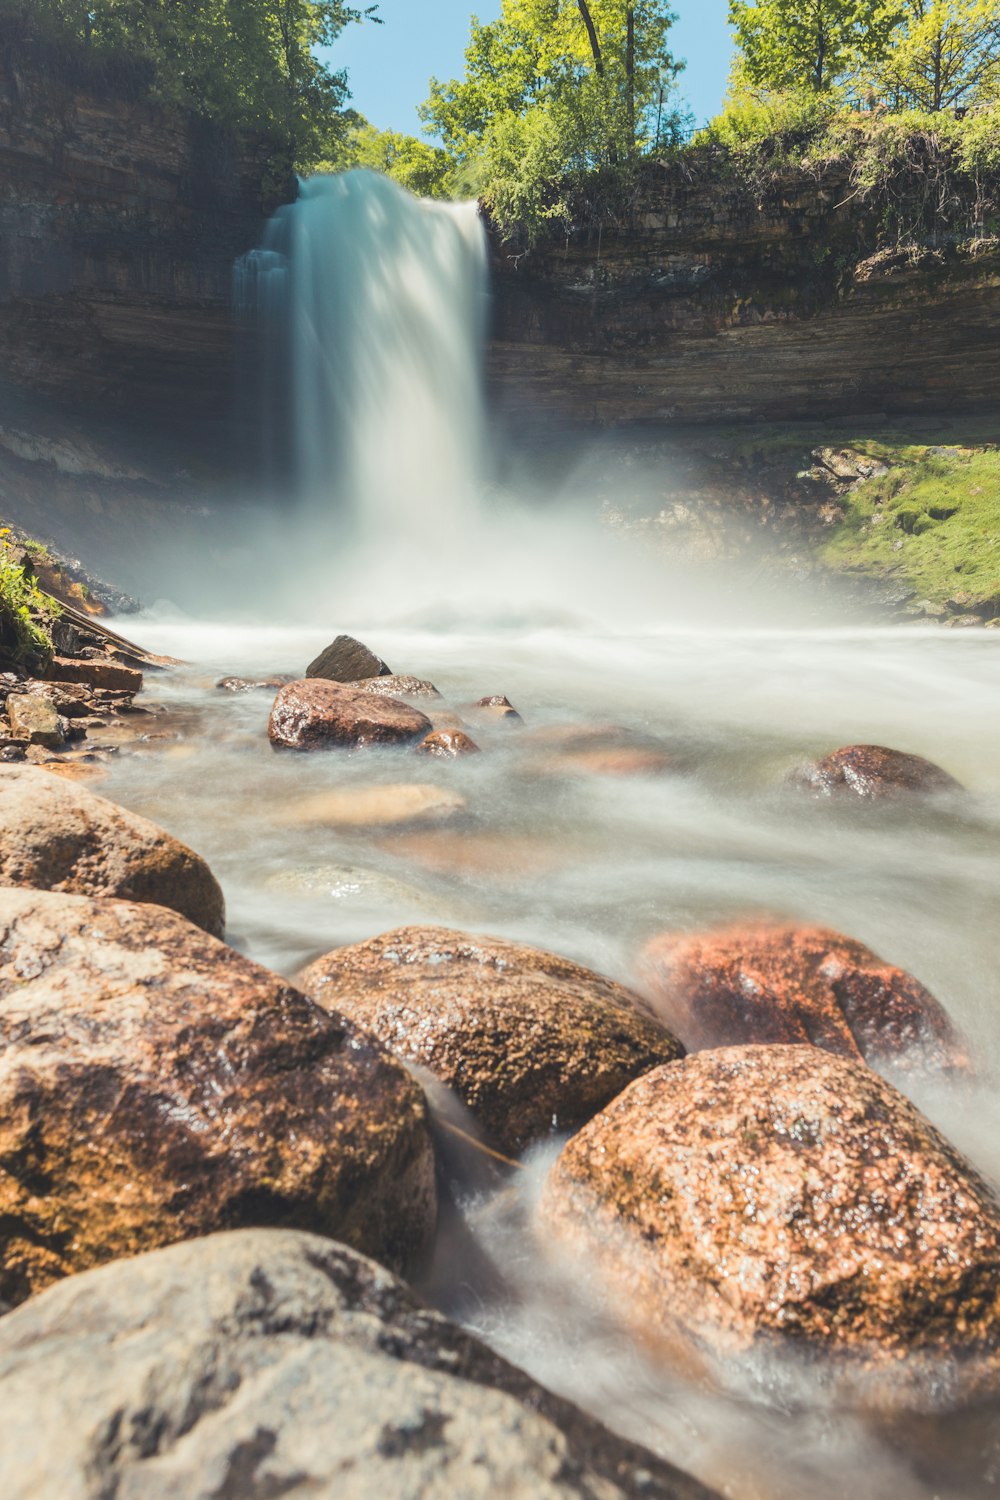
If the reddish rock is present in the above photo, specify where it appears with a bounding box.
[637,923,966,1073]
[0,764,225,936]
[298,925,684,1156]
[306,635,391,682]
[539,1045,1000,1409]
[466,694,524,726]
[44,655,143,694]
[345,674,442,699]
[416,728,481,758]
[0,889,436,1305]
[789,744,962,798]
[268,680,432,751]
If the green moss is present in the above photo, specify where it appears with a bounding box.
[0,543,60,670]
[820,439,1000,608]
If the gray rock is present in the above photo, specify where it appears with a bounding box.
[0,1228,717,1500]
[0,763,225,935]
[307,634,391,682]
[5,695,65,748]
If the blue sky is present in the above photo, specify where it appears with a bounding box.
[325,1,733,138]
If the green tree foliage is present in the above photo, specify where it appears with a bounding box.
[421,0,683,241]
[333,122,453,198]
[728,0,903,94]
[5,0,377,171]
[866,0,1000,109]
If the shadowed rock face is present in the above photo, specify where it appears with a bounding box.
[0,763,225,936]
[540,1045,1000,1410]
[788,744,962,799]
[0,890,436,1304]
[298,925,684,1155]
[268,680,432,750]
[306,635,392,682]
[637,923,966,1074]
[0,1228,719,1500]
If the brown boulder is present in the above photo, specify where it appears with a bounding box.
[0,889,436,1305]
[637,923,966,1073]
[539,1045,1000,1409]
[268,680,432,751]
[306,634,391,682]
[298,925,684,1156]
[0,764,225,936]
[345,674,442,699]
[789,744,962,798]
[416,728,481,758]
[44,654,142,694]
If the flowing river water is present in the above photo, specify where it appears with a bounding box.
[96,603,1000,1500]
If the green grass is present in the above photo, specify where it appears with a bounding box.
[0,542,59,668]
[819,439,1000,610]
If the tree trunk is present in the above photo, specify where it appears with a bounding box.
[626,5,635,148]
[576,0,604,75]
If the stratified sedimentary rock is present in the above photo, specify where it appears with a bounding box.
[0,1228,718,1500]
[540,1045,1000,1409]
[0,763,224,935]
[0,890,435,1304]
[637,923,966,1073]
[268,680,432,751]
[789,744,961,798]
[299,925,684,1155]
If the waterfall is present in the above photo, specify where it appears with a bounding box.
[236,170,489,543]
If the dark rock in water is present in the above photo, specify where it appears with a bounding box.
[268,680,431,751]
[540,1045,1000,1410]
[298,925,684,1155]
[345,673,441,699]
[637,922,966,1074]
[416,728,481,758]
[216,673,293,693]
[5,694,65,748]
[0,890,436,1305]
[306,634,391,682]
[0,764,225,934]
[789,744,961,798]
[0,1228,718,1500]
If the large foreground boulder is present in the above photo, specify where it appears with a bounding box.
[539,1045,1000,1410]
[637,923,966,1073]
[0,764,224,936]
[0,1229,717,1500]
[269,680,432,751]
[789,744,961,799]
[298,926,684,1155]
[0,890,435,1304]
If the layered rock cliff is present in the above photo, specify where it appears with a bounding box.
[487,166,1000,430]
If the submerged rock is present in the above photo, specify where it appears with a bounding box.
[216,673,293,693]
[0,1228,717,1500]
[298,925,684,1155]
[520,724,675,778]
[466,694,524,726]
[279,783,467,828]
[637,923,966,1073]
[306,634,391,682]
[789,744,961,799]
[0,763,224,935]
[539,1045,1000,1410]
[346,673,442,699]
[268,680,432,751]
[0,889,435,1304]
[416,728,481,758]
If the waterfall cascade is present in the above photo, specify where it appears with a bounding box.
[236,170,489,542]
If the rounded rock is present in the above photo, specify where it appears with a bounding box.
[0,889,436,1304]
[298,925,684,1156]
[416,729,481,758]
[345,674,442,699]
[637,922,966,1073]
[0,763,225,936]
[268,680,432,751]
[789,744,962,799]
[539,1045,1000,1409]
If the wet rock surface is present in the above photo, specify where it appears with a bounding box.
[346,673,442,699]
[0,890,435,1304]
[268,679,432,751]
[466,694,524,726]
[790,744,962,799]
[279,783,467,828]
[216,673,293,693]
[0,1228,717,1500]
[637,923,966,1073]
[0,763,225,935]
[298,925,684,1155]
[306,634,391,682]
[416,728,481,758]
[520,724,675,778]
[540,1045,1000,1408]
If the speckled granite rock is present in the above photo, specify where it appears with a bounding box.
[788,744,961,799]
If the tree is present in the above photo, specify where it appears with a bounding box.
[336,122,453,197]
[867,0,1000,110]
[729,0,902,93]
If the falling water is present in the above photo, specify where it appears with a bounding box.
[237,170,489,542]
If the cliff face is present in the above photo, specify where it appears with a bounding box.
[0,54,276,451]
[487,168,1000,429]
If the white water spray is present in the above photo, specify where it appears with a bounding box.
[238,170,488,543]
